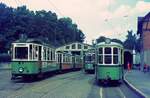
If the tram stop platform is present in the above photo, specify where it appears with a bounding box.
[125,69,150,98]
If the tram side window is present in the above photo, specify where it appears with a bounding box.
[56,53,60,63]
[69,56,72,63]
[113,48,118,64]
[29,45,32,60]
[15,47,28,59]
[98,48,103,64]
[33,45,39,60]
[52,50,55,61]
[56,53,58,63]
[47,49,50,60]
[53,50,55,61]
[66,56,69,63]
[75,57,79,63]
[35,46,38,59]
[38,46,42,60]
[51,50,53,61]
[43,47,46,60]
[63,54,65,63]
[113,55,118,64]
[104,47,112,64]
[11,45,13,59]
[121,49,123,64]
[58,54,62,63]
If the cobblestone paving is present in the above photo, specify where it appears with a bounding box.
[0,70,96,98]
[0,70,142,98]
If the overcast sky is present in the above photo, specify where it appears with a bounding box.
[1,0,150,44]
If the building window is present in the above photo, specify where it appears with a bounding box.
[78,44,82,49]
[66,46,70,49]
[72,44,76,49]
[84,45,88,49]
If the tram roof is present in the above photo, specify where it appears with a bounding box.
[13,38,55,48]
[96,41,123,47]
[56,41,92,48]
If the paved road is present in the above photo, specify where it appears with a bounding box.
[0,70,96,98]
[101,82,141,98]
[0,70,141,98]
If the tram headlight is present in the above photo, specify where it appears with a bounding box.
[19,67,24,73]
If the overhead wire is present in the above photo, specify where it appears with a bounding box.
[47,0,64,17]
[17,0,22,6]
[14,0,19,6]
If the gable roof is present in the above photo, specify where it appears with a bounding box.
[137,12,150,35]
[56,41,92,48]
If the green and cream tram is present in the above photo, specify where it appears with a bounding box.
[11,39,83,80]
[84,48,95,73]
[95,39,124,83]
[11,39,59,79]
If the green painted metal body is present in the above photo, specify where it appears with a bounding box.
[11,61,59,76]
[84,63,94,71]
[96,65,123,80]
[41,61,59,72]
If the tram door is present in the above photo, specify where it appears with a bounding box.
[38,46,42,60]
[58,53,62,70]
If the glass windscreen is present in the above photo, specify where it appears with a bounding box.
[105,47,111,54]
[15,47,28,59]
[85,55,92,62]
[105,55,112,64]
[113,55,118,64]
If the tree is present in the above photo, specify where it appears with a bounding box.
[96,36,106,43]
[111,38,123,45]
[0,3,85,53]
[123,30,136,50]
